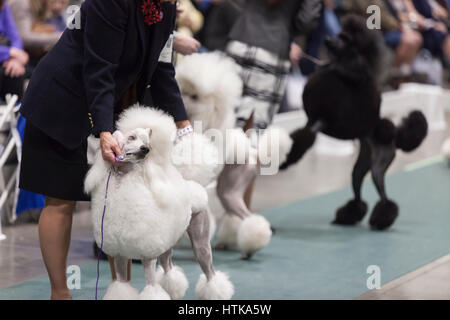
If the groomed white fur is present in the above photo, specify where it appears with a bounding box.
[173,132,220,187]
[442,138,450,166]
[85,105,206,259]
[195,271,234,300]
[176,52,242,132]
[103,281,139,300]
[139,284,171,300]
[257,127,293,167]
[237,215,272,256]
[216,215,242,248]
[225,129,258,164]
[156,266,189,300]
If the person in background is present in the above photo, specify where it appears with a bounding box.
[221,0,321,210]
[300,0,341,76]
[343,0,423,77]
[8,0,62,72]
[0,0,28,100]
[44,0,69,32]
[409,0,450,65]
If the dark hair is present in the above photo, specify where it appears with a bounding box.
[0,0,5,10]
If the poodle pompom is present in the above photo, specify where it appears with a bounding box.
[139,284,171,300]
[195,271,234,300]
[374,119,396,145]
[176,52,242,132]
[156,266,189,300]
[225,129,257,164]
[257,127,293,167]
[441,138,450,166]
[369,200,399,231]
[103,281,139,300]
[216,214,242,249]
[395,110,428,152]
[237,215,272,259]
[172,132,220,186]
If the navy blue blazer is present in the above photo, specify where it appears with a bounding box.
[20,0,187,149]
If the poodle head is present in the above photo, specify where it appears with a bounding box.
[325,14,383,73]
[116,105,176,163]
[176,52,243,131]
[114,128,152,163]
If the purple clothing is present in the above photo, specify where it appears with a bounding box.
[0,3,23,63]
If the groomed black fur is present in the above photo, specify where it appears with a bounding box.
[369,200,399,230]
[282,14,428,231]
[395,111,428,152]
[333,199,368,225]
[374,119,396,145]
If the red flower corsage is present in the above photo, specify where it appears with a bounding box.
[141,0,163,26]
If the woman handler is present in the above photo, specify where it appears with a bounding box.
[19,0,191,299]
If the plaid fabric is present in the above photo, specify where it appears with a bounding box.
[226,40,291,129]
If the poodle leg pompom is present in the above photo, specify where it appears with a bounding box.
[103,281,140,300]
[139,284,171,300]
[333,199,368,225]
[195,271,234,300]
[215,214,242,250]
[369,200,399,231]
[156,266,189,300]
[442,138,450,166]
[237,215,272,260]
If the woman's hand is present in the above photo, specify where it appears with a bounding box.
[3,59,25,77]
[174,33,201,56]
[289,42,302,66]
[100,131,124,166]
[9,47,29,65]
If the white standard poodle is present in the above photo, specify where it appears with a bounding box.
[85,105,233,300]
[176,52,293,259]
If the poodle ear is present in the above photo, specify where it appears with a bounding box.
[113,130,126,150]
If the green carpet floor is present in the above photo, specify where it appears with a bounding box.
[1,161,450,300]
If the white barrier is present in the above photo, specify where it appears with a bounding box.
[0,95,20,241]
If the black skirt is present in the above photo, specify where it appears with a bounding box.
[19,121,90,201]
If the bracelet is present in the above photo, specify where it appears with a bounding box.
[177,125,194,139]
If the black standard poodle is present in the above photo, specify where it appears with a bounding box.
[281,15,428,231]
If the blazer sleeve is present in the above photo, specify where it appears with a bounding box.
[150,61,188,122]
[82,0,129,134]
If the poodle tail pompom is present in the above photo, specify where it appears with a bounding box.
[103,281,140,300]
[280,121,323,170]
[237,214,272,260]
[195,271,234,300]
[395,111,428,152]
[441,138,450,166]
[216,214,243,249]
[257,127,293,168]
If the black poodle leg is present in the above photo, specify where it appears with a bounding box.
[333,138,371,225]
[368,140,398,231]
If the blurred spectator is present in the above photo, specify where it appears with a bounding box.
[343,0,422,76]
[44,0,69,32]
[177,0,203,37]
[409,0,450,66]
[0,0,28,99]
[200,0,241,52]
[225,0,322,130]
[8,0,62,72]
